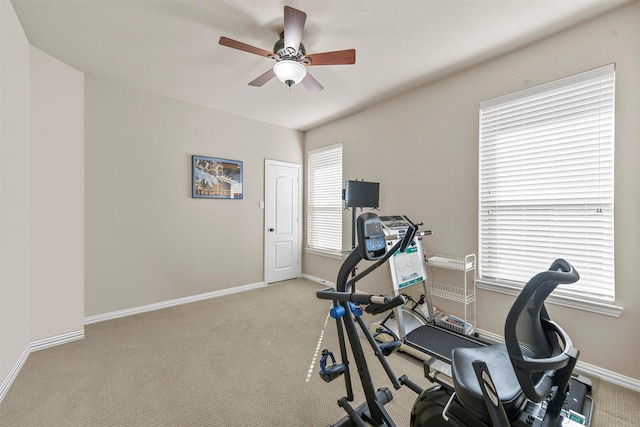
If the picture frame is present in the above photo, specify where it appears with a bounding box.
[192,155,243,199]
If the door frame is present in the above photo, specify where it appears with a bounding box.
[264,159,302,284]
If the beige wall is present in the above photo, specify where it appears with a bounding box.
[84,78,303,316]
[304,2,640,381]
[0,0,32,387]
[30,46,85,341]
[1,2,86,397]
[2,0,637,399]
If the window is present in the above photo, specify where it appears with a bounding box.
[478,64,615,307]
[307,143,343,255]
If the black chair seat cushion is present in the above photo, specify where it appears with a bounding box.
[452,343,526,422]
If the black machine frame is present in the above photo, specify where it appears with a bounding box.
[316,212,594,427]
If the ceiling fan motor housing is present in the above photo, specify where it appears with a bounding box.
[273,31,306,61]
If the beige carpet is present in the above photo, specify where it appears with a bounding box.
[591,380,640,427]
[0,279,637,426]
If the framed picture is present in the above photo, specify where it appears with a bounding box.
[192,155,243,199]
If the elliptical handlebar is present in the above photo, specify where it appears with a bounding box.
[398,215,420,253]
[316,288,390,305]
[316,287,406,312]
[365,294,407,315]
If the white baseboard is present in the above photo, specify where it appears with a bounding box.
[476,328,503,344]
[302,273,335,288]
[476,328,640,392]
[84,281,265,325]
[0,328,84,403]
[30,329,85,352]
[0,344,30,404]
[576,361,640,392]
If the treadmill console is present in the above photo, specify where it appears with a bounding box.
[379,215,413,241]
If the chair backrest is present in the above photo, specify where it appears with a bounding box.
[504,259,580,402]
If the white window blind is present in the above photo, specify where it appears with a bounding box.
[307,143,343,254]
[479,64,615,304]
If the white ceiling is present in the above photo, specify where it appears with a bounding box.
[12,0,631,131]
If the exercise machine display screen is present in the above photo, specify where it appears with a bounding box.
[357,213,386,260]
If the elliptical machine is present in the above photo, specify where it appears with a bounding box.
[317,212,593,427]
[316,212,424,426]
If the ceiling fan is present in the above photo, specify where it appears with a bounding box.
[219,6,356,92]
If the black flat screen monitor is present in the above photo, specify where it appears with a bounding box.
[344,180,380,208]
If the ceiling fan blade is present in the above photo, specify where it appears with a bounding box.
[283,6,306,52]
[249,69,276,87]
[219,36,276,59]
[305,49,356,66]
[301,73,324,93]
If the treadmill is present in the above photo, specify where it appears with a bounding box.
[377,215,485,366]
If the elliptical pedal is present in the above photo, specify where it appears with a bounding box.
[319,349,346,383]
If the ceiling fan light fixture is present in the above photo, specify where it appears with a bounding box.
[273,60,307,87]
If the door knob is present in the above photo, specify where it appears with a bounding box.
[269,228,275,232]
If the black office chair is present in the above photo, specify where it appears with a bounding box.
[450,259,580,425]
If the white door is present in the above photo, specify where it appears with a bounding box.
[265,160,301,284]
